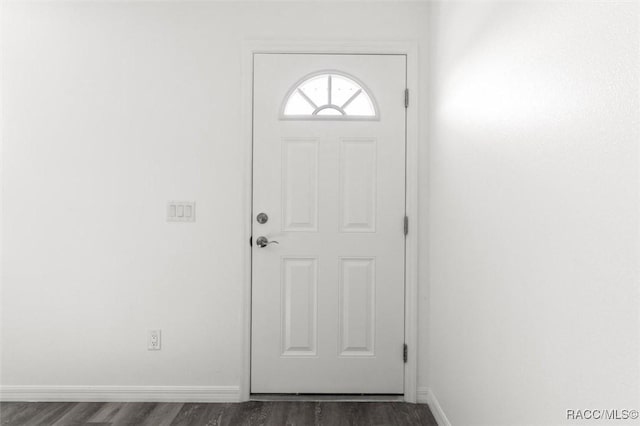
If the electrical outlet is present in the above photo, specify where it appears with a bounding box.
[148,330,161,350]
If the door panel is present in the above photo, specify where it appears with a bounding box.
[339,257,376,356]
[251,54,406,394]
[340,138,377,232]
[282,139,319,232]
[281,257,318,356]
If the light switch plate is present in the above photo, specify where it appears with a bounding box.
[167,201,196,222]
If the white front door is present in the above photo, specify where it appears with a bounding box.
[251,53,406,394]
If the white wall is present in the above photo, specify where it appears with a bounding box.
[0,1,429,394]
[427,1,639,425]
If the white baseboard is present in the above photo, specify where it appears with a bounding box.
[0,385,241,403]
[417,387,452,426]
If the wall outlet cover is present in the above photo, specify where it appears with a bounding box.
[148,329,161,350]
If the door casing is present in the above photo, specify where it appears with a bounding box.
[240,40,420,403]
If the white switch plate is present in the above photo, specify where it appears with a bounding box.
[167,201,195,222]
[148,329,161,350]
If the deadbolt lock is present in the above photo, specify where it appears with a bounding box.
[256,212,269,224]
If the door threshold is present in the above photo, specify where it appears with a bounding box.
[250,393,404,402]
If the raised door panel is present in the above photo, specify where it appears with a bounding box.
[281,257,318,356]
[339,257,376,357]
[282,139,319,232]
[339,138,377,233]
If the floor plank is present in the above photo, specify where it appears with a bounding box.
[110,402,158,426]
[414,404,439,426]
[170,403,229,426]
[361,402,398,426]
[27,402,76,426]
[222,401,268,426]
[0,403,30,424]
[51,402,105,426]
[0,401,438,426]
[0,402,43,425]
[139,403,183,426]
[86,402,123,423]
[314,402,351,426]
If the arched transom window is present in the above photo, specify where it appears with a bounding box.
[282,72,378,120]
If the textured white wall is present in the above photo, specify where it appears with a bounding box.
[0,2,429,391]
[427,1,639,425]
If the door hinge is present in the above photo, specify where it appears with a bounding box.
[403,343,408,363]
[249,236,252,247]
[404,216,409,236]
[404,88,409,108]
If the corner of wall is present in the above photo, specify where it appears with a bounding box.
[418,387,452,426]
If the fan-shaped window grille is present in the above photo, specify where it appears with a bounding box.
[282,72,378,120]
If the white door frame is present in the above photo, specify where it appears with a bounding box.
[240,40,420,403]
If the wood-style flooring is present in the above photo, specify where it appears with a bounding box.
[0,401,438,426]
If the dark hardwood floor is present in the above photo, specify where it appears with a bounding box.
[0,401,438,426]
